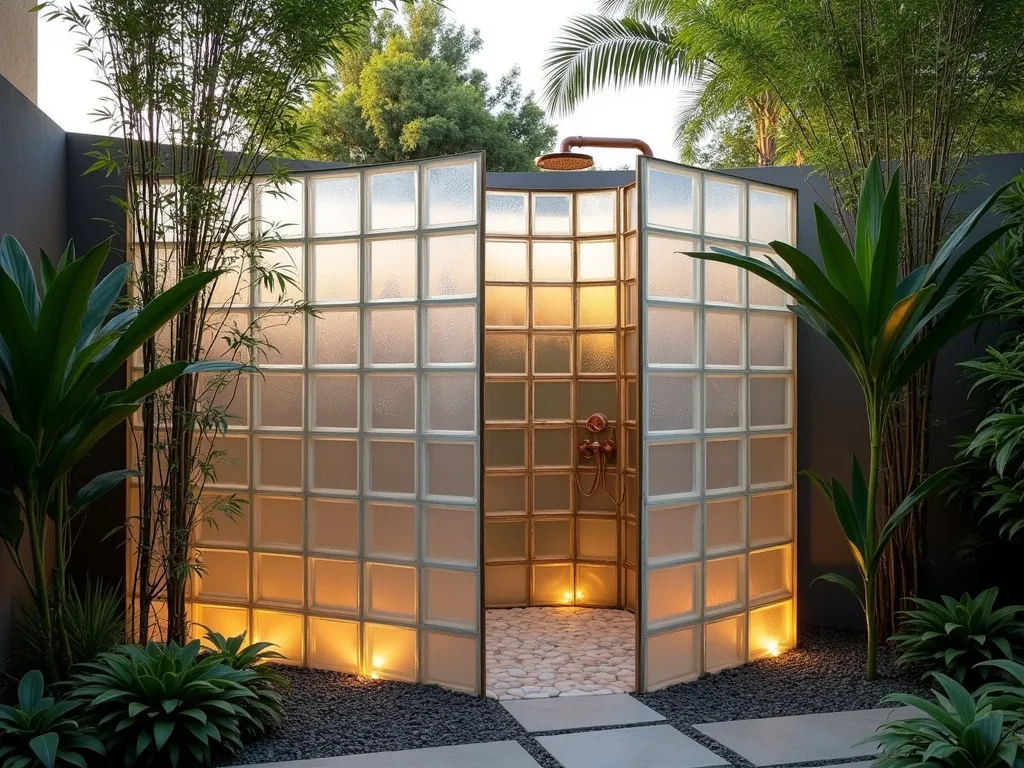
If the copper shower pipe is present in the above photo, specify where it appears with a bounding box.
[557,135,654,156]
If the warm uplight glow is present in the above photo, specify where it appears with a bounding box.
[766,640,781,657]
[370,672,380,680]
[563,591,574,603]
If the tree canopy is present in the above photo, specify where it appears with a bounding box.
[297,3,557,170]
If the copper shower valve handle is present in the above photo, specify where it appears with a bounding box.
[585,412,608,433]
[578,439,601,459]
[601,439,617,458]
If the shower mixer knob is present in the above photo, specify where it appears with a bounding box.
[601,439,617,458]
[585,413,608,433]
[578,440,601,459]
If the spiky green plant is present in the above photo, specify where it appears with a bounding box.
[197,629,288,733]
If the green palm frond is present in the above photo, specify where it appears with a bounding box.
[596,0,673,22]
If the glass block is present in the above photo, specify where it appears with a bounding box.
[308,497,359,555]
[625,520,637,566]
[578,518,617,560]
[485,334,527,374]
[534,427,572,468]
[257,245,303,305]
[423,631,477,694]
[626,234,638,279]
[750,544,792,601]
[534,334,572,375]
[426,161,477,228]
[646,503,700,564]
[426,305,476,365]
[627,186,637,230]
[704,177,745,239]
[486,192,528,235]
[646,165,696,231]
[196,492,249,547]
[484,474,526,515]
[203,311,249,362]
[426,373,476,432]
[209,434,249,487]
[647,307,697,366]
[255,552,304,607]
[750,434,791,487]
[259,179,303,239]
[750,314,792,368]
[486,285,528,328]
[258,312,303,366]
[750,491,792,546]
[647,441,696,499]
[309,557,358,614]
[706,438,743,493]
[577,471,616,513]
[253,610,303,663]
[485,381,526,422]
[485,520,527,560]
[365,562,417,620]
[313,174,360,236]
[367,238,417,302]
[367,307,416,366]
[749,599,795,660]
[706,375,743,430]
[314,241,360,303]
[368,168,417,232]
[750,375,790,428]
[749,249,792,308]
[534,518,572,560]
[647,234,697,301]
[533,286,573,328]
[312,374,359,430]
[367,374,416,431]
[576,564,617,606]
[425,441,476,499]
[309,309,358,367]
[534,474,571,514]
[364,622,417,681]
[534,380,570,421]
[647,562,697,626]
[626,568,636,611]
[577,285,616,328]
[705,554,745,614]
[533,193,572,235]
[704,248,743,306]
[646,626,698,690]
[578,240,616,281]
[309,616,359,673]
[191,604,248,644]
[648,374,697,432]
[485,240,528,282]
[577,190,616,234]
[485,564,528,606]
[195,549,248,601]
[578,333,616,374]
[706,497,746,554]
[622,282,638,326]
[532,241,572,281]
[254,495,302,550]
[258,373,303,428]
[577,380,617,422]
[209,254,249,307]
[310,438,358,493]
[423,567,476,629]
[705,614,745,672]
[367,440,416,495]
[199,372,249,428]
[533,563,573,604]
[424,504,477,566]
[750,187,793,245]
[484,429,526,469]
[705,311,744,367]
[426,233,476,298]
[257,436,302,490]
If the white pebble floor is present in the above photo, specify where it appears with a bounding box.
[485,606,635,700]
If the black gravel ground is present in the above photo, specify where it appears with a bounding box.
[227,628,929,768]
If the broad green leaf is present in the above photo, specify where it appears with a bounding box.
[38,248,56,297]
[873,465,960,567]
[28,732,58,768]
[866,164,902,336]
[853,157,884,285]
[868,285,936,378]
[0,235,40,322]
[17,670,44,709]
[814,204,866,317]
[811,572,865,610]
[77,256,128,350]
[927,181,1011,281]
[68,469,141,515]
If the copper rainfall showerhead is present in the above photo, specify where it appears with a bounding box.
[535,136,654,171]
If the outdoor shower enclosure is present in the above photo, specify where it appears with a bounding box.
[148,150,797,696]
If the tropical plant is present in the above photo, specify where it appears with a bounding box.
[197,629,287,734]
[689,158,1012,679]
[0,670,104,768]
[0,235,228,680]
[891,588,1024,686]
[69,641,260,767]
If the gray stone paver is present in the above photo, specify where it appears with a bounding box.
[502,692,664,732]
[538,724,729,768]
[238,740,539,768]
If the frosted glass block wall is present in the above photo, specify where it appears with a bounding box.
[637,157,797,691]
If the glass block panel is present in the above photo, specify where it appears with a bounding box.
[425,233,476,298]
[485,240,528,282]
[192,604,248,643]
[210,253,249,306]
[254,495,303,550]
[577,285,617,328]
[647,562,698,626]
[364,562,417,620]
[484,474,526,515]
[423,567,476,629]
[647,441,696,499]
[423,630,477,694]
[485,520,527,560]
[750,375,790,428]
[426,305,476,365]
[367,374,416,432]
[750,314,792,368]
[364,622,417,681]
[647,234,697,301]
[485,334,527,374]
[314,241,360,302]
[257,436,302,490]
[577,380,618,422]
[367,237,417,301]
[706,438,743,493]
[705,497,746,554]
[626,234,638,279]
[705,554,745,614]
[259,313,303,366]
[485,380,526,422]
[750,434,791,487]
[704,177,745,240]
[253,610,304,663]
[309,616,359,673]
[533,193,572,235]
[648,374,697,432]
[647,307,697,366]
[749,250,791,308]
[646,503,700,564]
[310,438,358,493]
[195,549,248,601]
[486,192,528,235]
[426,373,476,432]
[426,161,476,228]
[532,241,572,281]
[750,544,792,602]
[749,187,793,245]
[258,373,303,428]
[258,245,303,304]
[534,474,572,514]
[749,599,795,660]
[704,251,743,306]
[705,614,745,672]
[309,558,358,614]
[364,502,416,559]
[706,376,743,430]
[425,441,475,499]
[627,186,637,230]
[367,308,416,366]
[312,374,359,430]
[203,310,249,362]
[484,429,526,468]
[486,285,528,328]
[485,564,528,605]
[534,335,572,375]
[259,179,304,239]
[646,165,696,232]
[533,286,573,328]
[578,333,616,374]
[255,552,304,607]
[308,497,359,555]
[534,427,572,468]
[197,492,249,547]
[199,373,249,428]
[750,491,792,546]
[646,626,699,689]
[209,434,249,487]
[578,518,617,560]
[577,190,616,234]
[367,440,416,495]
[578,240,616,281]
[533,563,573,604]
[313,175,360,237]
[577,472,616,513]
[313,309,359,367]
[577,564,617,606]
[423,504,477,566]
[534,518,571,558]
[368,168,417,232]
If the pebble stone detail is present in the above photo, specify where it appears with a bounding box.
[486,607,635,700]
